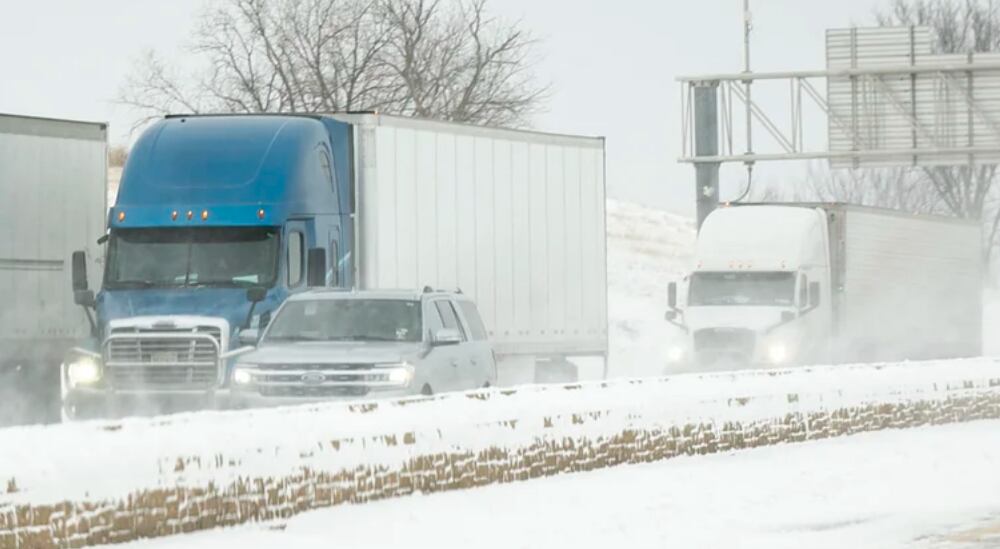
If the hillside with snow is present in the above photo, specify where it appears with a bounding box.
[605,199,695,378]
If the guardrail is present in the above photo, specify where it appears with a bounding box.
[2,358,1000,548]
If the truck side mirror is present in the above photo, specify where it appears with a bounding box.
[246,286,267,303]
[664,310,678,321]
[307,247,327,287]
[243,286,267,330]
[74,289,96,308]
[809,282,821,308]
[71,250,88,291]
[667,282,677,309]
[432,328,463,346]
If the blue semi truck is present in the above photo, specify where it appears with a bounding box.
[62,113,609,419]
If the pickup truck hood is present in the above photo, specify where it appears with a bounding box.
[684,306,792,333]
[242,341,425,365]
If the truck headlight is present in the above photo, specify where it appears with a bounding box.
[767,343,789,364]
[67,356,102,387]
[232,366,255,385]
[376,362,414,387]
[667,346,685,363]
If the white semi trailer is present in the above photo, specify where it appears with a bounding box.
[338,114,609,382]
[0,114,107,425]
[665,203,982,368]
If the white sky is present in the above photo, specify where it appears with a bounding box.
[0,0,885,215]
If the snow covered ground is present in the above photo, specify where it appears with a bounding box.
[110,420,1000,549]
[604,199,694,379]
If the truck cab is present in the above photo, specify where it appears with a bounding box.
[63,115,354,419]
[666,205,827,370]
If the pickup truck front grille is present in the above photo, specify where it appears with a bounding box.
[259,386,370,398]
[246,363,392,398]
[104,327,222,390]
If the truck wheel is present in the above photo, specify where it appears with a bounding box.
[421,384,434,396]
[534,359,579,384]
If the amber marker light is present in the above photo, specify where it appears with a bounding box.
[201,210,209,221]
[117,211,126,222]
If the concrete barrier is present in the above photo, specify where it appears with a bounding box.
[2,358,1000,548]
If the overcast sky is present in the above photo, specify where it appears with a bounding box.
[0,0,885,215]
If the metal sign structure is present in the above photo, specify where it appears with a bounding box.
[678,25,1000,226]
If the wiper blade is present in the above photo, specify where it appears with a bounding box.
[348,335,397,342]
[186,280,245,288]
[109,280,157,288]
[269,335,325,342]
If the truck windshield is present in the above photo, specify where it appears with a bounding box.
[688,272,795,306]
[265,299,422,343]
[105,227,279,289]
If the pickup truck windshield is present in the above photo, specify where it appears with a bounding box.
[105,227,279,289]
[688,272,795,306]
[265,299,422,343]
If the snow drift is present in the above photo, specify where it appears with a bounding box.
[3,357,1000,547]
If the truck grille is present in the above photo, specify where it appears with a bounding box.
[248,363,381,398]
[104,326,222,390]
[259,386,370,398]
[693,328,755,361]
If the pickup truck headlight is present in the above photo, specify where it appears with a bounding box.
[66,354,102,387]
[374,362,414,387]
[232,365,256,385]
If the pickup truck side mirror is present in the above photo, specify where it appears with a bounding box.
[71,250,89,291]
[667,282,677,309]
[238,328,260,346]
[809,282,821,308]
[432,328,462,346]
[664,310,678,321]
[307,247,327,287]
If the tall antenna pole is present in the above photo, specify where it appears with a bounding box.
[741,0,755,196]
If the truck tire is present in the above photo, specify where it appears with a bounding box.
[421,384,434,396]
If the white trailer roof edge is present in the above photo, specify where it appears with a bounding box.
[0,113,107,142]
[329,112,605,149]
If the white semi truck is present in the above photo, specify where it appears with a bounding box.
[0,114,107,425]
[665,203,982,368]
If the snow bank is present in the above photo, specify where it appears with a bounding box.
[3,358,1000,547]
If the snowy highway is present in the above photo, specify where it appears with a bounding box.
[108,420,1000,549]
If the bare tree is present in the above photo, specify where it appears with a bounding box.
[767,1,1000,261]
[118,0,546,130]
[876,0,1000,219]
[757,163,943,214]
